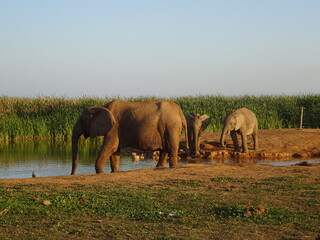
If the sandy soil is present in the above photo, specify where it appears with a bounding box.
[199,128,320,159]
[0,129,319,187]
[0,163,319,188]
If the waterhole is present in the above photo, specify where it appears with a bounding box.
[1,141,319,178]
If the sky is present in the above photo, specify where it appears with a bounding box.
[1,0,320,98]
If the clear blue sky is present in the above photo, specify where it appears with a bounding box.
[1,0,319,97]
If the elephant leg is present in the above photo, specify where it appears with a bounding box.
[230,131,240,152]
[156,151,168,167]
[240,132,248,153]
[252,131,258,150]
[95,154,108,174]
[168,140,179,168]
[167,131,180,168]
[110,149,120,172]
[168,152,179,167]
[95,137,118,174]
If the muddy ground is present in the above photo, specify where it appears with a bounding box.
[0,129,319,187]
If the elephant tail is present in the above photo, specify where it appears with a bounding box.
[182,115,189,151]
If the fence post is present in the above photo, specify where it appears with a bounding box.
[300,107,304,129]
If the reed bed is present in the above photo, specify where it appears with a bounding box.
[0,95,319,141]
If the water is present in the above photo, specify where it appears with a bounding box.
[0,141,319,179]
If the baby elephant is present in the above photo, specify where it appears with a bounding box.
[220,108,258,153]
[186,113,211,157]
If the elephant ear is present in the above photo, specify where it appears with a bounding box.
[200,115,211,132]
[234,115,242,131]
[90,107,116,138]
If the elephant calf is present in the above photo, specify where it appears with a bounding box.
[186,113,211,157]
[220,107,258,153]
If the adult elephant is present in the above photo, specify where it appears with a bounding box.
[186,113,211,157]
[220,108,258,153]
[71,100,189,174]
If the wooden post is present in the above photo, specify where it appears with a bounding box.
[300,107,304,129]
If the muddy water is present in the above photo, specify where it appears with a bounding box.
[0,141,319,179]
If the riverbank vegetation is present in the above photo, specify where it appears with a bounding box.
[0,95,319,141]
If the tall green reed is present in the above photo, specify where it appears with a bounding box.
[0,95,319,141]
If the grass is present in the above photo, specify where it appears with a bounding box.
[0,94,320,140]
[0,173,319,240]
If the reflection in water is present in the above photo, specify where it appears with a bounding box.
[0,140,158,178]
[0,141,319,179]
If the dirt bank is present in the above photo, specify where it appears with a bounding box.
[0,163,319,188]
[198,128,320,159]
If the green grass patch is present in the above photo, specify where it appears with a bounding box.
[257,175,320,192]
[262,175,309,182]
[211,177,251,183]
[1,177,320,239]
[166,179,204,187]
[210,205,296,225]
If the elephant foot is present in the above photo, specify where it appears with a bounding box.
[110,166,120,172]
[95,166,105,174]
[169,165,178,168]
[156,163,166,168]
[169,161,179,168]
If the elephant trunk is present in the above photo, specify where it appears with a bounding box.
[193,128,200,157]
[194,131,200,157]
[187,130,194,155]
[220,127,228,148]
[188,127,200,157]
[71,120,83,175]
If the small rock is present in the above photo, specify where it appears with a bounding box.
[223,185,236,192]
[205,151,217,159]
[42,200,52,206]
[252,206,268,214]
[244,210,252,217]
[80,199,89,205]
[300,152,311,158]
[295,161,312,166]
[244,206,268,217]
[92,220,103,223]
[201,143,215,150]
[0,209,9,215]
[158,211,176,216]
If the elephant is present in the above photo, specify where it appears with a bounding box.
[185,113,211,157]
[71,100,189,174]
[220,107,258,153]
